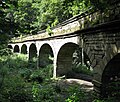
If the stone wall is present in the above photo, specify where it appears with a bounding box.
[84,28,120,94]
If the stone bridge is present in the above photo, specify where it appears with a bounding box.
[8,2,120,97]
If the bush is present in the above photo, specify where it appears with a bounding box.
[0,48,13,56]
[19,68,32,82]
[0,74,33,102]
[0,54,33,102]
[65,85,88,102]
[32,82,58,102]
[72,64,93,76]
[31,64,53,80]
[1,53,119,102]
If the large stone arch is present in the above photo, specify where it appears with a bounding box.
[56,42,79,77]
[14,45,19,53]
[39,43,54,68]
[21,44,27,54]
[101,53,120,98]
[29,43,37,60]
[91,44,119,96]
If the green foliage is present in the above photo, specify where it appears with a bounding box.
[0,54,28,76]
[0,0,17,48]
[0,54,33,102]
[32,82,58,102]
[65,85,85,102]
[72,64,93,76]
[11,0,94,36]
[31,80,93,102]
[0,0,114,49]
[32,83,40,102]
[19,68,32,81]
[0,52,119,101]
[0,53,55,101]
[31,64,53,80]
[13,0,40,34]
[0,75,33,102]
[46,25,54,36]
[0,53,93,102]
[28,57,38,69]
[0,48,13,56]
[93,99,105,102]
[90,0,112,11]
[93,97,120,102]
[38,0,92,29]
[0,0,112,49]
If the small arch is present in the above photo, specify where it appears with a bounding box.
[8,45,13,49]
[14,45,19,53]
[39,44,54,68]
[21,44,27,54]
[101,53,120,98]
[29,43,37,60]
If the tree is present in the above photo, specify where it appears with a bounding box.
[13,0,40,35]
[0,0,113,48]
[12,0,93,35]
[0,0,18,49]
[37,0,92,30]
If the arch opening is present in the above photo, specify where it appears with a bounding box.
[101,53,120,98]
[29,43,37,61]
[39,44,54,68]
[21,44,27,54]
[14,45,19,53]
[8,45,13,49]
[56,43,92,80]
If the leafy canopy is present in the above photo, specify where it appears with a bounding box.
[12,0,92,35]
[0,0,112,49]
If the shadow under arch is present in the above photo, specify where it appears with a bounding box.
[101,53,120,98]
[14,45,19,53]
[21,44,27,54]
[56,42,79,77]
[56,42,93,80]
[8,45,13,49]
[29,43,37,60]
[38,43,54,68]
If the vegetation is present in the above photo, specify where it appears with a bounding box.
[0,0,119,101]
[0,0,113,47]
[0,53,93,102]
[0,51,119,101]
[0,0,116,53]
[72,64,93,76]
[12,0,92,35]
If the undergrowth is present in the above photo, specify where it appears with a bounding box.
[0,53,119,102]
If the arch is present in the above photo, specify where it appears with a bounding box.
[14,45,19,53]
[21,44,27,54]
[56,42,92,79]
[39,44,54,68]
[56,42,79,77]
[8,45,13,49]
[29,43,37,60]
[101,53,120,98]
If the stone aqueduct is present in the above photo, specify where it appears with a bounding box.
[8,2,120,96]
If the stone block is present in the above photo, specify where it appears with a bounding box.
[91,59,97,68]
